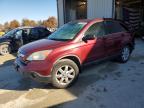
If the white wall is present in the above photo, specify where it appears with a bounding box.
[87,0,113,19]
[57,0,64,27]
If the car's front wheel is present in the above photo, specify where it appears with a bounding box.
[118,46,131,63]
[0,44,11,55]
[51,59,79,89]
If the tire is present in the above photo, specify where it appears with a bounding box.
[51,59,79,89]
[118,46,131,63]
[0,44,11,55]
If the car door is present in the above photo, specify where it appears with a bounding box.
[115,22,130,53]
[28,28,40,42]
[11,29,23,50]
[22,29,30,44]
[82,22,106,63]
[103,21,123,56]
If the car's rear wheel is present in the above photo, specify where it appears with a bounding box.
[141,36,144,40]
[118,46,131,63]
[0,44,11,55]
[51,59,79,89]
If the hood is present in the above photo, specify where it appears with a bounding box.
[0,36,10,43]
[19,39,69,55]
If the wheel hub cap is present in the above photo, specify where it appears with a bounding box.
[1,45,9,54]
[56,65,75,85]
[122,47,130,61]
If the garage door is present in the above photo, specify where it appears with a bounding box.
[87,0,113,19]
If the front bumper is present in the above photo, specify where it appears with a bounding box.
[14,57,52,83]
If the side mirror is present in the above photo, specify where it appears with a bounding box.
[82,35,95,41]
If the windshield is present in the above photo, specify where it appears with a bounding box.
[48,22,87,41]
[4,29,17,37]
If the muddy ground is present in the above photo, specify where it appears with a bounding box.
[0,39,144,108]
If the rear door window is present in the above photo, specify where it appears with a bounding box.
[29,28,39,40]
[104,21,127,35]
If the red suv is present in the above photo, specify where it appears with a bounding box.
[14,18,135,88]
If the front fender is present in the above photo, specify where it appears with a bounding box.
[53,54,81,65]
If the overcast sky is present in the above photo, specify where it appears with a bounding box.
[0,0,57,24]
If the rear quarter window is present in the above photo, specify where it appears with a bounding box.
[115,22,127,32]
[119,23,129,32]
[38,28,51,38]
[104,21,127,34]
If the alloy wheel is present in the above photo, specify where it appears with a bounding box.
[121,47,130,61]
[0,44,9,55]
[56,65,75,85]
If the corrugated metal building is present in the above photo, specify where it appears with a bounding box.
[57,0,114,26]
[57,0,144,31]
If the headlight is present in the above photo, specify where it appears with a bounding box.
[27,50,52,61]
